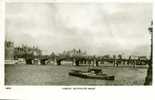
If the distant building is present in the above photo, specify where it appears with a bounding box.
[69,49,87,57]
[5,41,14,60]
[13,45,42,64]
[5,41,15,64]
[14,45,42,60]
[31,46,42,57]
[138,56,148,60]
[14,46,25,59]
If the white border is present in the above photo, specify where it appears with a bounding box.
[0,0,155,100]
[0,0,5,87]
[5,0,154,3]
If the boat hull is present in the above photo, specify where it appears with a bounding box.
[69,70,115,80]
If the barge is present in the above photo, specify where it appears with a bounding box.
[69,68,115,80]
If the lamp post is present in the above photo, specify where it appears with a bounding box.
[144,21,153,85]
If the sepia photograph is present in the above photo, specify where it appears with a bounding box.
[5,3,153,85]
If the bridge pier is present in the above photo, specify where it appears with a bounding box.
[75,60,79,66]
[88,60,91,66]
[93,59,99,67]
[33,59,41,65]
[72,58,76,66]
[72,58,79,66]
[100,59,104,64]
[96,61,99,66]
[54,58,62,65]
[40,59,46,65]
[79,60,83,64]
[123,60,125,64]
[90,60,92,65]
[84,60,86,64]
[116,60,119,67]
[113,59,116,67]
[57,60,61,65]
[25,59,33,64]
[132,60,136,68]
[54,58,57,65]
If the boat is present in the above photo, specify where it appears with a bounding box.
[69,68,115,80]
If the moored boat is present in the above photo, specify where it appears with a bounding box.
[69,68,115,80]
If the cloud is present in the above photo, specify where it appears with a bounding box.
[6,3,152,56]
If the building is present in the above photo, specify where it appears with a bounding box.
[5,41,15,64]
[14,45,42,59]
[14,45,42,64]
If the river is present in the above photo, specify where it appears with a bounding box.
[5,64,148,85]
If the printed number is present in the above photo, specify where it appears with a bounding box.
[6,87,11,89]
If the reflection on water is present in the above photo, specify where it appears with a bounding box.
[5,64,147,85]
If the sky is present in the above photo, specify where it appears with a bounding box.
[5,3,152,56]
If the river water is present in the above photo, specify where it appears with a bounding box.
[5,64,148,85]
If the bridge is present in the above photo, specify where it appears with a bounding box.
[24,54,149,67]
